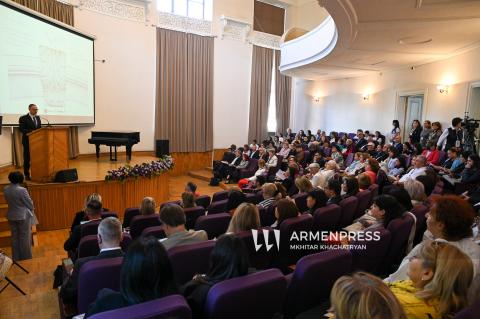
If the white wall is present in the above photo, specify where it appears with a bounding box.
[285,0,329,32]
[0,128,12,166]
[292,46,480,135]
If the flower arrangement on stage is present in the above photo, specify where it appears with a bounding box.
[105,156,174,181]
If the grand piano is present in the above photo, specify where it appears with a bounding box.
[88,131,140,161]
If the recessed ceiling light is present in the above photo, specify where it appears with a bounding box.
[398,36,433,45]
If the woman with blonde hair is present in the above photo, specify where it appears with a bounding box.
[140,196,157,215]
[71,193,106,232]
[330,272,407,319]
[389,241,473,318]
[403,179,426,206]
[226,203,260,234]
[294,176,313,194]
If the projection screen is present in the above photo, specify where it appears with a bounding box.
[0,1,95,125]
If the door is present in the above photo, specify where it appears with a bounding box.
[403,96,424,141]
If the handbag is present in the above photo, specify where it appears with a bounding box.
[0,252,13,280]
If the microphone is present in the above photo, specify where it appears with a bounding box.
[40,116,51,127]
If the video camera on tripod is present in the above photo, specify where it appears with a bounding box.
[462,112,480,154]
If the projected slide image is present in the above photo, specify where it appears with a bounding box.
[39,45,66,112]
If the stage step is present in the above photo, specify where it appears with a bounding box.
[0,203,7,218]
[0,217,9,232]
[188,170,212,183]
[0,191,6,204]
[205,167,213,172]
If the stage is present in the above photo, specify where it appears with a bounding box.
[0,154,170,231]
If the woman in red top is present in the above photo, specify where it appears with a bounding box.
[364,158,380,184]
[421,142,441,165]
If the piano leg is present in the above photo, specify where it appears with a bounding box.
[95,145,100,159]
[126,145,132,161]
[114,146,117,161]
[109,146,113,161]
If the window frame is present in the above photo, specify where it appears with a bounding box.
[157,0,211,21]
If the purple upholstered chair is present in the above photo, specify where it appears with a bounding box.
[368,184,379,202]
[292,193,308,213]
[195,213,231,239]
[141,226,166,239]
[338,196,358,228]
[211,191,229,203]
[239,159,258,179]
[454,298,480,319]
[77,257,123,314]
[411,203,429,245]
[204,269,287,319]
[313,204,341,232]
[323,147,332,157]
[168,240,216,285]
[348,133,356,139]
[101,212,118,219]
[344,153,354,168]
[354,190,372,220]
[245,192,262,204]
[78,233,132,258]
[130,214,161,239]
[184,206,206,230]
[283,250,352,319]
[259,204,277,227]
[207,199,228,215]
[236,229,275,270]
[195,195,211,209]
[382,214,415,274]
[273,214,314,271]
[160,200,182,210]
[80,220,101,238]
[123,207,140,228]
[88,295,192,319]
[350,227,391,274]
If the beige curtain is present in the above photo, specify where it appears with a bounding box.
[275,50,292,135]
[12,0,74,26]
[248,45,274,142]
[155,28,213,152]
[68,127,79,158]
[12,128,23,168]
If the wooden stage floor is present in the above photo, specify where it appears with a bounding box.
[0,155,223,319]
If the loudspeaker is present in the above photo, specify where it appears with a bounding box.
[156,139,170,157]
[54,168,78,183]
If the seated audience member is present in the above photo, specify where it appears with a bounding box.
[274,182,287,199]
[341,176,359,199]
[330,144,344,168]
[374,144,389,162]
[258,146,268,161]
[277,141,291,158]
[306,163,321,188]
[249,144,260,160]
[325,179,343,205]
[386,195,480,282]
[265,148,278,169]
[330,272,407,319]
[317,160,337,189]
[294,176,313,194]
[294,143,305,164]
[345,152,361,175]
[227,203,260,234]
[271,199,299,228]
[397,155,427,183]
[71,193,108,232]
[357,173,372,191]
[430,147,462,175]
[159,204,207,250]
[388,241,473,319]
[226,188,247,214]
[258,183,277,209]
[85,237,177,318]
[281,164,301,195]
[403,180,427,206]
[345,195,405,233]
[421,142,441,165]
[305,189,328,215]
[181,192,196,209]
[185,182,200,197]
[64,199,103,253]
[248,159,267,183]
[60,217,124,306]
[342,139,355,157]
[415,175,436,197]
[392,135,404,155]
[382,146,398,172]
[216,148,242,179]
[460,154,480,184]
[182,234,249,319]
[375,131,386,146]
[312,151,327,168]
[140,197,157,215]
[420,120,432,148]
[387,157,406,181]
[355,132,368,151]
[384,187,414,213]
[364,158,379,184]
[461,184,480,209]
[366,142,377,157]
[226,153,249,183]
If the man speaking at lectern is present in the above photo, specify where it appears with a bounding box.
[19,104,42,180]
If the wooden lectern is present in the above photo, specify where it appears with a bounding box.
[27,127,69,183]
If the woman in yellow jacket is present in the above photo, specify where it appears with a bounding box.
[389,240,473,319]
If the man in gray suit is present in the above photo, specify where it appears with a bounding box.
[159,204,207,250]
[3,171,37,261]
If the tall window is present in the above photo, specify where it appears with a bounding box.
[267,54,277,133]
[157,0,213,21]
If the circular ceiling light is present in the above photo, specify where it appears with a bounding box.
[398,36,433,45]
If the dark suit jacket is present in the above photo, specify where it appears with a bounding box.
[250,151,260,160]
[327,196,342,206]
[64,219,101,252]
[355,139,368,152]
[85,289,130,318]
[19,114,41,143]
[59,249,124,305]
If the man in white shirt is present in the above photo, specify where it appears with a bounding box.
[397,155,427,184]
[265,149,278,169]
[307,163,321,188]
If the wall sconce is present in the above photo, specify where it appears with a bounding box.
[437,85,450,94]
[313,96,321,102]
[362,93,370,101]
